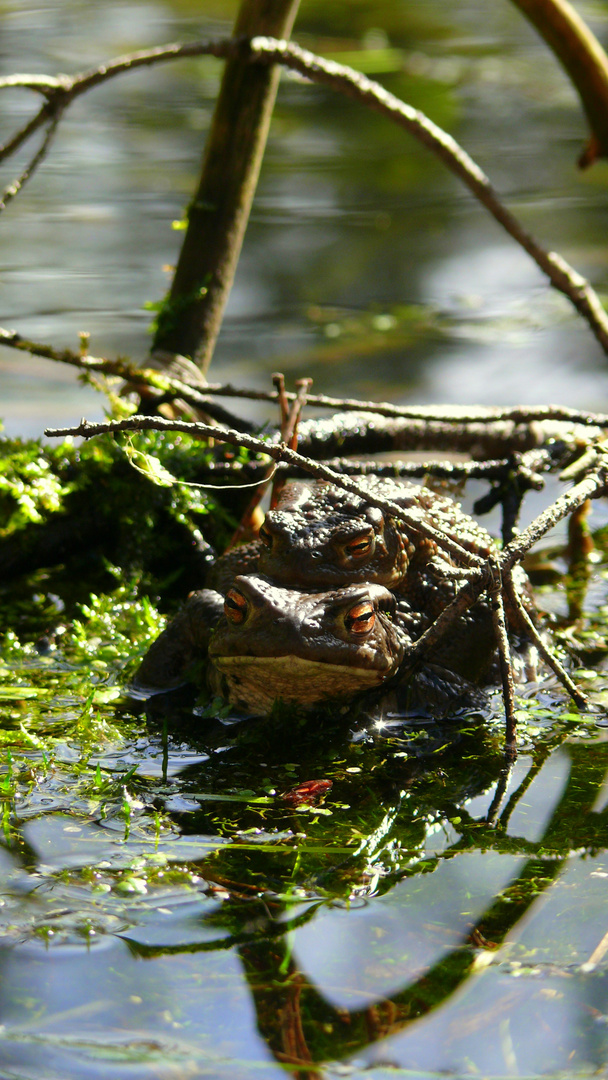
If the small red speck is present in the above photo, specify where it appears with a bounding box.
[281,779,333,806]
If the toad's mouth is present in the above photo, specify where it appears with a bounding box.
[209,653,390,711]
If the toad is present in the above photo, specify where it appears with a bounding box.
[134,574,485,713]
[207,477,495,595]
[134,476,526,713]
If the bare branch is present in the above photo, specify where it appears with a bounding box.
[0,100,56,164]
[502,570,588,707]
[488,555,517,756]
[5,324,608,430]
[0,74,66,93]
[0,110,62,211]
[501,459,608,572]
[0,328,253,431]
[43,413,487,568]
[248,37,608,354]
[0,41,236,166]
[398,568,487,671]
[509,0,608,167]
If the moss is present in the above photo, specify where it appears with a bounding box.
[0,426,261,637]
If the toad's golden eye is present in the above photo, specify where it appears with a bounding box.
[224,588,248,624]
[258,525,273,549]
[345,600,375,635]
[344,535,373,560]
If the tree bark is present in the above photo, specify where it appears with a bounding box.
[152,0,300,373]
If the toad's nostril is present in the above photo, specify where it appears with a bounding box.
[258,525,273,549]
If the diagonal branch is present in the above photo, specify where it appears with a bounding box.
[248,36,608,355]
[43,414,486,568]
[502,569,588,707]
[500,460,608,572]
[0,109,62,211]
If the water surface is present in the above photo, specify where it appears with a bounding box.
[2,3,608,1078]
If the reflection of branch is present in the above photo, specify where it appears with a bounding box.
[3,36,608,352]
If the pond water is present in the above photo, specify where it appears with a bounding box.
[3,1,608,1078]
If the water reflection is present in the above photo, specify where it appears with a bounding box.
[2,712,607,1077]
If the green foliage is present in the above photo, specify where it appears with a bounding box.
[0,425,252,638]
[0,437,75,535]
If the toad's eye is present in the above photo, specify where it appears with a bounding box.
[345,600,375,635]
[344,534,374,561]
[258,525,273,549]
[224,588,248,624]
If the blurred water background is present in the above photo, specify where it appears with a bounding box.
[2,0,608,438]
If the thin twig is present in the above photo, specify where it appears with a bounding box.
[248,36,608,355]
[322,450,551,484]
[0,328,253,432]
[501,458,608,572]
[43,414,487,568]
[399,568,488,670]
[488,554,517,757]
[272,372,290,430]
[0,109,62,211]
[223,372,307,551]
[0,98,57,162]
[270,375,312,506]
[4,324,608,429]
[502,569,588,707]
[0,41,235,165]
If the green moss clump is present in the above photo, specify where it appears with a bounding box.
[0,427,257,638]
